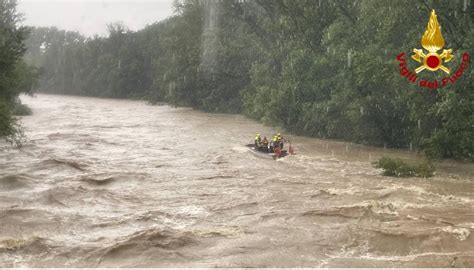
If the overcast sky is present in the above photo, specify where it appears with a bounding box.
[17,0,175,37]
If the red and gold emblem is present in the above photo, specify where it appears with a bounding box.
[412,10,454,74]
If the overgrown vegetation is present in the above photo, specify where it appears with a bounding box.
[373,156,435,178]
[24,0,473,160]
[0,0,38,145]
[12,100,32,116]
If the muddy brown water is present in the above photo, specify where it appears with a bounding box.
[0,94,473,267]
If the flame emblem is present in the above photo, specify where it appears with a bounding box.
[412,10,454,74]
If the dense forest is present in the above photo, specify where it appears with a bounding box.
[18,0,474,160]
[0,0,38,144]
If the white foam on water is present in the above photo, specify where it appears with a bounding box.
[324,186,363,196]
[441,226,471,241]
[175,205,210,218]
[389,184,474,205]
[231,145,249,153]
[327,250,468,263]
[458,222,474,230]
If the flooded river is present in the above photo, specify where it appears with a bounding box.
[1,94,473,267]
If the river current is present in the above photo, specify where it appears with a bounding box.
[0,94,473,267]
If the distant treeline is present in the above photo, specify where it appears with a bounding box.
[25,0,473,160]
[0,0,38,144]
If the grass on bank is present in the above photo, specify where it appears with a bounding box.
[373,156,435,178]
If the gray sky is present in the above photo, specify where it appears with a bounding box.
[17,0,175,37]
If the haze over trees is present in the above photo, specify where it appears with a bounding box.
[20,0,474,160]
[0,0,38,143]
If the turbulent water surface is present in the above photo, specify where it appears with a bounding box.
[1,94,473,267]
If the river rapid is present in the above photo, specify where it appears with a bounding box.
[0,94,473,267]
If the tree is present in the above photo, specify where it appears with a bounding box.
[0,0,37,144]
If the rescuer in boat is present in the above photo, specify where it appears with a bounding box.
[277,133,284,149]
[269,135,278,153]
[272,134,283,157]
[254,133,262,149]
[270,133,284,152]
[261,136,269,152]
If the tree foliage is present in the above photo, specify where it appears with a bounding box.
[0,0,38,143]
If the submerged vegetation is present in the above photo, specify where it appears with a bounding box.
[12,101,32,116]
[0,0,38,144]
[373,156,435,178]
[20,0,474,160]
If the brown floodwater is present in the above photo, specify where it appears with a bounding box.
[0,94,473,267]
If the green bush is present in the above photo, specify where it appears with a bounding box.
[0,101,25,146]
[13,102,32,116]
[416,160,435,178]
[373,156,435,178]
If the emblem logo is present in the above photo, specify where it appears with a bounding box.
[411,10,453,74]
[396,9,470,90]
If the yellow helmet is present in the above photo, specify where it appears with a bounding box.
[277,133,281,136]
[256,133,260,137]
